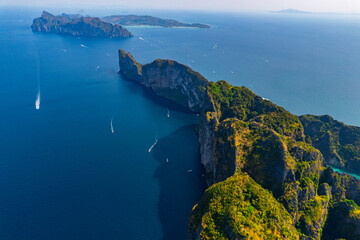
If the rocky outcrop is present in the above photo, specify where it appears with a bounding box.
[142,59,209,112]
[118,51,360,240]
[118,50,209,112]
[322,200,360,239]
[300,114,360,175]
[189,173,300,240]
[198,112,218,185]
[118,49,142,82]
[31,11,133,38]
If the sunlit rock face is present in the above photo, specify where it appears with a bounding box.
[118,50,209,113]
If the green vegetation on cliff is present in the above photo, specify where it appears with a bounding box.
[300,115,360,174]
[189,173,299,240]
[118,51,360,240]
[192,80,360,240]
[321,199,360,240]
[208,81,304,140]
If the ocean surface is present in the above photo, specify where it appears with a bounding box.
[1,7,360,240]
[331,167,360,179]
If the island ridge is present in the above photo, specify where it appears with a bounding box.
[119,49,360,240]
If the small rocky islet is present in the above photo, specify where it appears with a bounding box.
[119,49,360,240]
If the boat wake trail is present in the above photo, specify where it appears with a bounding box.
[138,36,159,48]
[167,109,170,118]
[139,37,150,43]
[80,44,88,48]
[35,91,40,110]
[110,114,116,133]
[148,133,158,152]
[35,58,40,110]
[148,139,158,152]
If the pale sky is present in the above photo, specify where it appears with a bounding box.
[2,0,360,13]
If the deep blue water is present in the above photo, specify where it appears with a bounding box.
[1,7,360,240]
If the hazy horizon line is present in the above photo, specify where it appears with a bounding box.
[1,4,360,16]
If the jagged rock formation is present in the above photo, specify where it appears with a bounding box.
[193,81,329,239]
[118,49,360,240]
[300,114,360,175]
[188,173,300,240]
[31,11,133,38]
[103,15,210,28]
[118,49,209,112]
[118,50,142,82]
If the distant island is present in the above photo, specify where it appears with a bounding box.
[102,15,210,28]
[272,9,310,14]
[119,49,360,240]
[31,11,133,38]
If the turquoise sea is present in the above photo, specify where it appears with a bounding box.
[1,7,360,240]
[331,167,360,179]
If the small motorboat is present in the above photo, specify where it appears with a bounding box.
[187,170,193,173]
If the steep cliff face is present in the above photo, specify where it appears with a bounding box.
[118,49,142,82]
[319,168,360,239]
[118,51,360,240]
[200,80,305,185]
[198,111,218,185]
[190,81,360,239]
[300,114,360,175]
[196,117,328,239]
[31,11,133,38]
[118,50,209,112]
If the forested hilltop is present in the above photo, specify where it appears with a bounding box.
[119,49,360,240]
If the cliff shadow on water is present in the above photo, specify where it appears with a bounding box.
[119,73,195,114]
[152,125,207,240]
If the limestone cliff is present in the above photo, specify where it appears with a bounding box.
[32,11,133,38]
[118,49,142,82]
[118,50,209,112]
[188,173,300,240]
[300,114,360,175]
[118,50,360,240]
